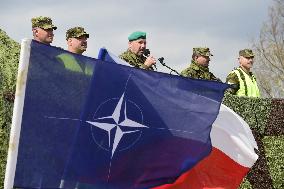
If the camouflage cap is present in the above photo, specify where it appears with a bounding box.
[66,27,89,40]
[193,47,213,57]
[128,31,146,41]
[31,16,57,30]
[239,49,254,58]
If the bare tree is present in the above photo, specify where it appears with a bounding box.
[253,0,284,98]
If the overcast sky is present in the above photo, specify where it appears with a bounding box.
[1,0,273,80]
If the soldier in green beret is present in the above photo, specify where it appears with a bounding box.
[226,49,260,97]
[56,27,93,75]
[119,31,156,70]
[181,47,221,81]
[31,16,57,45]
[66,27,89,55]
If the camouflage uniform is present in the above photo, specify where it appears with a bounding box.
[226,49,260,97]
[181,60,220,81]
[56,27,93,74]
[119,31,154,70]
[181,47,221,81]
[119,50,153,70]
[65,27,89,40]
[31,16,57,30]
[31,16,57,45]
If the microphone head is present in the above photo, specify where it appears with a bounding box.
[158,57,164,63]
[143,49,151,57]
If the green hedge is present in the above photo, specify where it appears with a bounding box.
[0,30,283,189]
[223,94,284,189]
[0,29,20,189]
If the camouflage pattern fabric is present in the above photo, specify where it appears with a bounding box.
[181,60,221,81]
[222,94,284,189]
[226,71,240,94]
[239,49,254,58]
[193,47,213,57]
[223,94,271,134]
[119,49,154,70]
[66,27,89,40]
[31,16,57,30]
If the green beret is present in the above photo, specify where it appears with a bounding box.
[239,49,254,58]
[31,16,57,30]
[128,31,146,41]
[66,27,89,40]
[193,47,213,57]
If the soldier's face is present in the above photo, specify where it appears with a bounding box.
[33,28,54,45]
[128,39,146,56]
[239,56,254,70]
[195,55,210,67]
[67,36,88,54]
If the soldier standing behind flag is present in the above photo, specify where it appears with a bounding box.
[119,31,156,70]
[56,27,92,75]
[226,49,260,97]
[31,16,57,45]
[65,27,89,55]
[181,47,221,82]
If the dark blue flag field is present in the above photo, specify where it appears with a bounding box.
[5,40,229,189]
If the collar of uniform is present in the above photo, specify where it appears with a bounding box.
[126,49,144,59]
[191,60,209,72]
[124,49,146,64]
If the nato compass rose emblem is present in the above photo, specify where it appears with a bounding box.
[86,93,148,158]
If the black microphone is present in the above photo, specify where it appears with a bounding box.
[158,57,165,64]
[142,49,157,70]
[143,49,151,57]
[157,57,180,76]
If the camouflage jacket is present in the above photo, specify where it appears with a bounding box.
[181,60,221,81]
[119,49,154,70]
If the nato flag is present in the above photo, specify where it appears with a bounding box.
[61,49,229,188]
[12,41,229,188]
